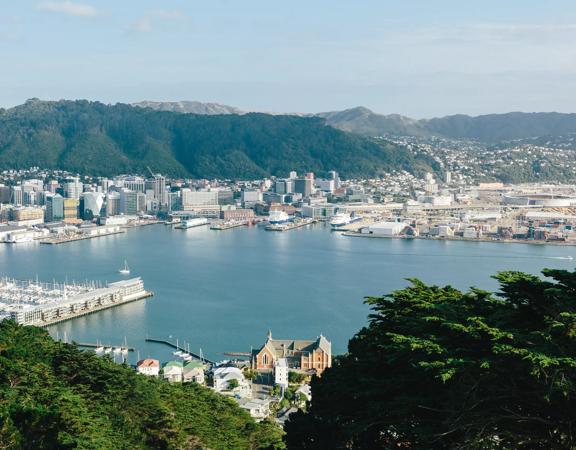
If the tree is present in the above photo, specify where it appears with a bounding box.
[286,269,576,449]
[228,379,240,390]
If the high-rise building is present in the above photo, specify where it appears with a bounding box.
[0,185,11,204]
[152,175,168,207]
[181,189,219,209]
[120,190,138,215]
[45,180,59,194]
[64,178,83,199]
[11,186,23,206]
[294,178,313,198]
[105,192,120,216]
[46,194,64,222]
[63,198,79,222]
[82,192,104,218]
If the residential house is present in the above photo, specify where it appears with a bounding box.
[183,361,205,384]
[136,359,160,377]
[163,361,183,383]
[236,398,271,421]
[212,366,251,398]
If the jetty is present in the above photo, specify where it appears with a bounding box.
[265,218,316,231]
[210,220,248,230]
[145,338,216,365]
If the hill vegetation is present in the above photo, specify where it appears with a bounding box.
[318,106,576,142]
[0,99,438,179]
[0,321,283,449]
[285,268,576,449]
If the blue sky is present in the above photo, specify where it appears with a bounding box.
[1,0,576,117]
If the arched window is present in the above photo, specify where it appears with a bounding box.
[263,353,268,365]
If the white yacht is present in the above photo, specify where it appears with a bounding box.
[268,210,290,224]
[118,260,130,275]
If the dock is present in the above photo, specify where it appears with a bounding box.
[265,218,316,231]
[40,229,124,244]
[145,338,215,365]
[210,220,248,230]
[332,218,376,232]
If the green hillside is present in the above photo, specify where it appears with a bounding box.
[0,99,438,179]
[0,321,283,449]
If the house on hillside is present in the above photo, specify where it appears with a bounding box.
[163,361,183,383]
[212,366,251,398]
[183,361,205,384]
[251,330,332,376]
[136,359,160,377]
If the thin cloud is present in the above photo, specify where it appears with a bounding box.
[37,1,98,18]
[126,10,187,35]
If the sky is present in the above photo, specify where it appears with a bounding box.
[2,0,576,117]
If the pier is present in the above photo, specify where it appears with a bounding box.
[145,338,216,365]
[210,220,249,230]
[265,218,316,231]
[40,229,124,244]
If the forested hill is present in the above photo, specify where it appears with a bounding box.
[0,99,437,179]
[0,321,283,449]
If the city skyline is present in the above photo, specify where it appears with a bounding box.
[2,1,576,117]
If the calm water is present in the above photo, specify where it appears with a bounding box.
[1,224,574,363]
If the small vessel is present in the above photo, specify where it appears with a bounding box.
[118,260,130,275]
[113,347,123,354]
[330,213,361,228]
[268,210,290,224]
[178,218,210,229]
[104,347,112,354]
[95,346,105,355]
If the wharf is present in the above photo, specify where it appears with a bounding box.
[210,220,248,230]
[40,229,124,244]
[332,218,376,232]
[265,219,316,231]
[145,338,216,365]
[41,291,154,326]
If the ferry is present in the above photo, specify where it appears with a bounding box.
[268,210,291,225]
[178,218,210,229]
[330,213,362,228]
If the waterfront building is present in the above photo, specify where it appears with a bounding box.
[105,192,120,216]
[46,194,64,222]
[163,361,183,383]
[11,207,44,226]
[82,192,104,218]
[301,204,338,219]
[251,331,332,376]
[137,359,160,377]
[220,208,255,221]
[183,361,205,384]
[63,198,79,222]
[151,175,168,207]
[119,189,138,215]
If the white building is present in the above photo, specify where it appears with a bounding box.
[163,361,183,382]
[212,367,251,398]
[137,359,160,376]
[82,192,104,217]
[274,358,288,389]
[363,221,408,236]
[236,398,271,421]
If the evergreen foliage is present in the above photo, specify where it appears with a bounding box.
[0,321,284,449]
[286,269,576,449]
[0,99,438,179]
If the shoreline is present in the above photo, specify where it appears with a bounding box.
[341,232,576,247]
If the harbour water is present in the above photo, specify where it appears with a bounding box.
[1,224,574,363]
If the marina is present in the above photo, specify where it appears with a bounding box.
[0,276,152,326]
[2,225,575,362]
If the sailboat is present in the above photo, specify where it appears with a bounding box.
[118,260,130,275]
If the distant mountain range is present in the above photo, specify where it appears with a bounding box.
[0,99,438,178]
[134,101,576,143]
